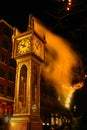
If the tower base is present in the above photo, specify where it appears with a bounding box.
[9,115,43,130]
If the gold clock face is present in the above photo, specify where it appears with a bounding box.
[17,38,31,55]
[33,39,41,56]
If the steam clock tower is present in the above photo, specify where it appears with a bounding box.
[9,15,46,130]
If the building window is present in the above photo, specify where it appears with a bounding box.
[1,53,8,64]
[2,40,9,50]
[0,84,4,94]
[0,68,6,78]
[8,72,15,82]
[7,87,14,97]
[9,59,16,68]
[3,27,12,37]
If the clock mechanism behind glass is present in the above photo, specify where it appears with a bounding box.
[17,38,31,55]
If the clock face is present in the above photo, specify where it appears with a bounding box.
[17,38,31,55]
[33,39,41,56]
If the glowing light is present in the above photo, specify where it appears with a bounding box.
[68,2,71,5]
[67,0,72,10]
[58,97,60,101]
[85,74,87,78]
[65,92,73,108]
[42,123,45,125]
[10,122,15,127]
[73,81,84,90]
[67,7,70,11]
[47,123,50,126]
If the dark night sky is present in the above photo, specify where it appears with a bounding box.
[0,0,87,64]
[0,0,86,31]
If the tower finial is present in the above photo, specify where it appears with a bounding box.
[28,14,34,30]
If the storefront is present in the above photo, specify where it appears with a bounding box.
[0,98,13,123]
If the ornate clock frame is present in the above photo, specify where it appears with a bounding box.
[12,31,45,61]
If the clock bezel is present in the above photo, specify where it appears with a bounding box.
[17,38,31,55]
